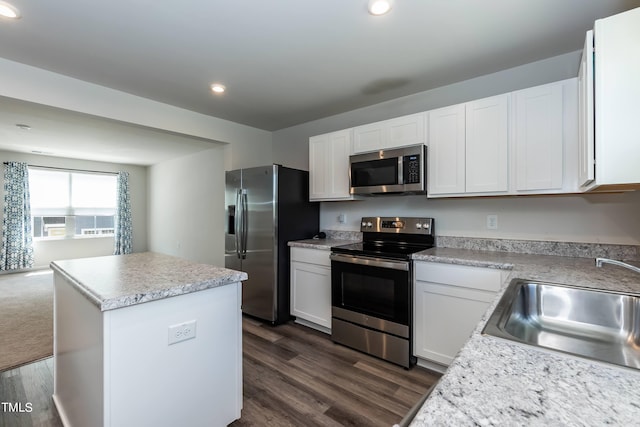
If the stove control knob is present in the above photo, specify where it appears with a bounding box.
[415,223,422,229]
[422,223,430,229]
[361,221,367,227]
[366,222,373,228]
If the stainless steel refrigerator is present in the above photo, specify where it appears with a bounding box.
[225,165,319,324]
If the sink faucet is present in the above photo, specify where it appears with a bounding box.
[595,258,640,274]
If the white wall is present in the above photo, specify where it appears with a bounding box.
[0,150,147,269]
[272,51,640,246]
[320,192,640,245]
[147,146,226,266]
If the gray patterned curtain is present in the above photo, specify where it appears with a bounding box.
[113,171,132,255]
[1,162,34,270]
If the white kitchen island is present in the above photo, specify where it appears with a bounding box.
[50,252,247,427]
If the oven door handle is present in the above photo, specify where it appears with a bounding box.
[330,253,409,271]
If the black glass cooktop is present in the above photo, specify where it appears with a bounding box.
[331,240,433,260]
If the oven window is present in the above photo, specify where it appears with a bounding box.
[351,158,398,187]
[332,260,409,325]
[342,272,396,319]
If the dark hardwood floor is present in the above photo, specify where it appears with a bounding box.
[0,317,440,427]
[0,357,62,427]
[233,317,440,427]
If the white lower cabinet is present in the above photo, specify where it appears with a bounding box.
[413,261,507,369]
[290,247,332,333]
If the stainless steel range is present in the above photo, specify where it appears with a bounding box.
[330,217,435,368]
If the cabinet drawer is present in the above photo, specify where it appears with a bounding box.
[290,247,331,267]
[415,281,497,303]
[414,261,504,292]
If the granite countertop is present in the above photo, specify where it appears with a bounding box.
[410,247,640,426]
[50,252,247,311]
[288,238,359,251]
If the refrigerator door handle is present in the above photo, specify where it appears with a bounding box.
[241,190,248,259]
[235,189,242,259]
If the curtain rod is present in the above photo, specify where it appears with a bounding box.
[3,162,119,176]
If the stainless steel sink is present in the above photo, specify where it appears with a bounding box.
[482,279,640,370]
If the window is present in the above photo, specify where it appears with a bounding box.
[29,168,117,239]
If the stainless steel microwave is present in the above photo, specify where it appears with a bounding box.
[349,144,426,195]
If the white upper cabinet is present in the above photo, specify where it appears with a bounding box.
[427,104,466,195]
[512,79,578,194]
[578,30,595,187]
[428,94,509,196]
[581,7,640,191]
[512,83,564,191]
[353,112,426,154]
[466,95,509,193]
[309,129,354,201]
[428,80,577,198]
[308,78,580,200]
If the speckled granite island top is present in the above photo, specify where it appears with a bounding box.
[50,252,248,311]
[409,247,640,426]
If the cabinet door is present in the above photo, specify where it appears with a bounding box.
[414,281,495,366]
[413,262,504,366]
[327,130,353,198]
[578,30,595,188]
[427,104,466,195]
[353,113,425,154]
[513,83,563,191]
[353,122,386,154]
[309,134,328,200]
[593,8,640,187]
[465,95,509,193]
[386,113,426,150]
[308,130,353,201]
[290,261,331,329]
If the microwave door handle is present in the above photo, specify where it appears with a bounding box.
[397,156,403,184]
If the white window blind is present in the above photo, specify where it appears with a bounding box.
[28,167,118,239]
[29,168,117,216]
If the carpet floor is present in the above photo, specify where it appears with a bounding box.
[0,269,54,372]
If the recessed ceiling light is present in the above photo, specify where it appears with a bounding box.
[368,0,393,16]
[15,123,31,130]
[210,84,226,94]
[0,1,21,19]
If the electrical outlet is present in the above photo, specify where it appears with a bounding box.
[338,213,346,224]
[486,214,498,230]
[168,320,197,345]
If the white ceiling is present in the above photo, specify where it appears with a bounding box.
[0,96,220,166]
[1,0,639,164]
